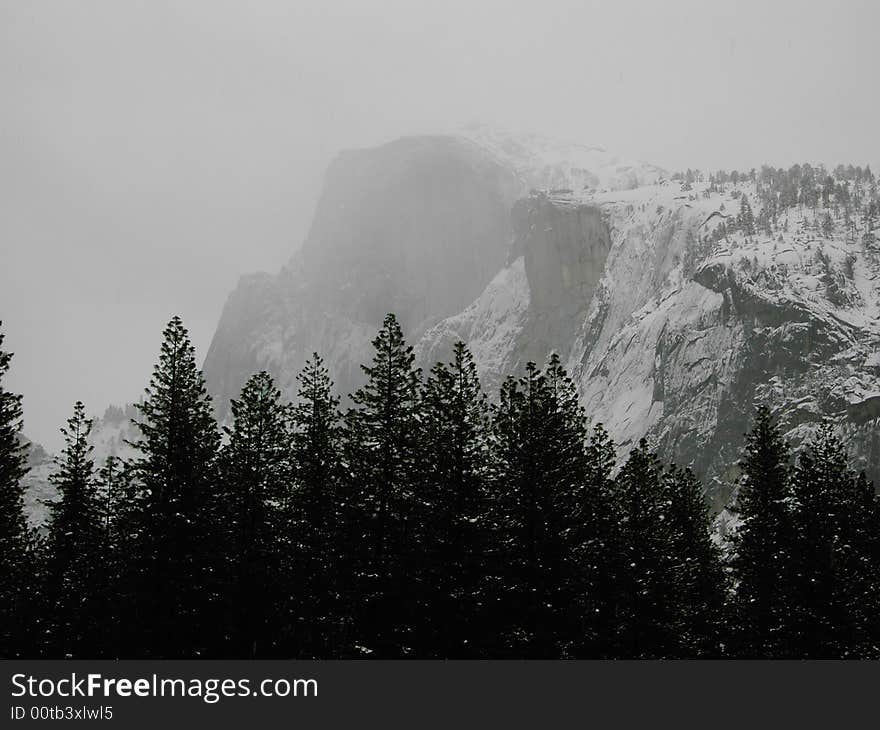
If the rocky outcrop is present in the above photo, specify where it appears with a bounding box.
[200,129,880,514]
[203,135,523,415]
[417,193,613,379]
[421,178,880,511]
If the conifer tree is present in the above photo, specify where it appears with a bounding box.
[344,313,422,656]
[606,443,726,658]
[488,356,592,658]
[0,323,33,657]
[123,316,221,658]
[44,402,104,657]
[419,342,491,657]
[288,354,344,657]
[610,440,677,658]
[788,425,880,658]
[661,464,727,657]
[572,423,620,658]
[731,406,797,657]
[219,371,291,658]
[93,455,129,657]
[842,471,880,656]
[738,196,756,236]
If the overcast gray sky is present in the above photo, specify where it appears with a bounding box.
[2,0,878,449]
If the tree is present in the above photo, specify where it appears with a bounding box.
[94,454,130,657]
[43,402,104,657]
[730,406,797,657]
[418,342,492,657]
[571,423,620,658]
[610,441,677,657]
[287,354,344,657]
[788,425,880,658]
[661,464,727,657]
[738,196,756,236]
[344,313,422,656]
[219,371,292,658]
[608,442,726,658]
[822,212,834,238]
[488,356,592,658]
[0,323,33,657]
[123,316,221,658]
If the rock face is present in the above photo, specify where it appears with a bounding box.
[203,135,522,415]
[420,176,880,510]
[417,193,613,389]
[201,128,880,513]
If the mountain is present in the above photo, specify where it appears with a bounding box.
[203,132,880,510]
[424,177,880,508]
[202,134,524,417]
[201,128,668,417]
[23,133,877,525]
[200,133,880,508]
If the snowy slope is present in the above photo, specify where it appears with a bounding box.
[459,123,667,192]
[420,175,880,509]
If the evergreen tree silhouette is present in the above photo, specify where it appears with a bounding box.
[344,314,422,657]
[0,323,34,658]
[662,464,727,657]
[572,423,620,658]
[17,306,880,659]
[731,406,797,657]
[419,342,491,657]
[43,402,104,657]
[611,440,678,658]
[488,356,592,658]
[123,316,221,657]
[219,371,292,658]
[788,425,880,658]
[288,354,344,657]
[94,455,128,657]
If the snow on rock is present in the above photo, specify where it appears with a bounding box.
[458,123,666,192]
[421,177,880,510]
[203,134,524,417]
[198,130,880,514]
[416,256,530,395]
[21,404,139,528]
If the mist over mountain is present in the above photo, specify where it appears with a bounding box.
[19,126,880,525]
[194,128,880,512]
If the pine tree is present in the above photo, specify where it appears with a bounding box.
[604,442,727,658]
[488,356,592,658]
[571,423,619,658]
[738,197,756,236]
[123,316,221,658]
[730,406,797,657]
[662,464,727,657]
[822,212,835,238]
[219,371,291,658]
[43,402,104,657]
[610,440,677,658]
[93,455,128,657]
[344,313,422,656]
[419,342,491,657]
[0,323,33,657]
[842,471,880,656]
[287,354,344,657]
[788,425,880,658]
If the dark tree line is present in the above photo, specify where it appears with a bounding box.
[2,316,880,658]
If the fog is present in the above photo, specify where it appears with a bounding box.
[1,0,878,449]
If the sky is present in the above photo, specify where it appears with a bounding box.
[1,0,878,449]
